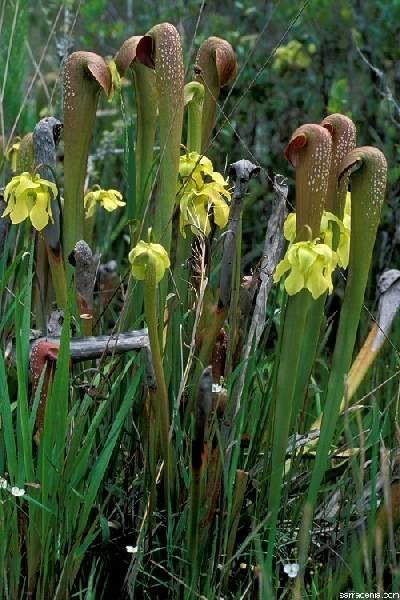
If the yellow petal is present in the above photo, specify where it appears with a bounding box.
[4,177,20,202]
[179,154,197,177]
[210,171,226,185]
[84,191,94,208]
[102,196,119,211]
[37,176,58,198]
[198,154,214,175]
[15,173,40,196]
[212,195,230,228]
[85,195,97,219]
[29,192,50,231]
[107,189,124,202]
[273,256,291,283]
[306,263,328,299]
[292,244,316,271]
[283,213,297,241]
[2,195,16,218]
[344,192,351,219]
[191,200,210,235]
[337,231,350,268]
[285,268,305,295]
[8,194,30,224]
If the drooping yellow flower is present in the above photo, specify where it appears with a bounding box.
[273,240,336,300]
[320,214,350,269]
[106,59,121,99]
[6,137,21,173]
[84,187,125,219]
[283,192,351,269]
[177,152,231,237]
[2,172,57,231]
[178,152,214,187]
[128,240,170,283]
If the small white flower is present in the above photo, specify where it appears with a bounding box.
[0,477,8,489]
[283,563,299,578]
[126,545,138,554]
[212,383,222,393]
[11,486,25,497]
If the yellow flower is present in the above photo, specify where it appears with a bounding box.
[283,193,351,269]
[6,137,21,173]
[2,172,57,231]
[178,151,214,188]
[84,187,125,219]
[320,213,350,269]
[177,152,231,237]
[128,240,170,283]
[273,240,336,300]
[320,193,351,268]
[107,59,121,99]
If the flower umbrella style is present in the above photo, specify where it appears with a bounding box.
[2,171,57,231]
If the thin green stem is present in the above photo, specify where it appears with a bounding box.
[291,293,326,429]
[144,258,172,499]
[266,290,312,574]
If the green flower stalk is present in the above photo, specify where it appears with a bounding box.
[184,82,205,154]
[128,238,172,495]
[6,136,21,173]
[115,36,158,221]
[135,23,184,252]
[167,78,205,387]
[63,52,112,260]
[266,124,332,573]
[194,37,237,151]
[297,146,387,580]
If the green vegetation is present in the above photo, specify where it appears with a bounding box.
[1,1,400,598]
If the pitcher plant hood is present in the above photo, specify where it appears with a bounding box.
[194,36,237,151]
[321,113,356,217]
[63,51,112,259]
[285,123,332,239]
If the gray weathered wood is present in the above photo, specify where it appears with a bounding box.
[8,329,155,388]
[219,159,260,307]
[33,117,63,249]
[231,174,288,419]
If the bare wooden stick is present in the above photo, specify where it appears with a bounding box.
[69,240,99,333]
[231,174,287,419]
[219,159,260,307]
[33,117,63,249]
[8,329,155,388]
